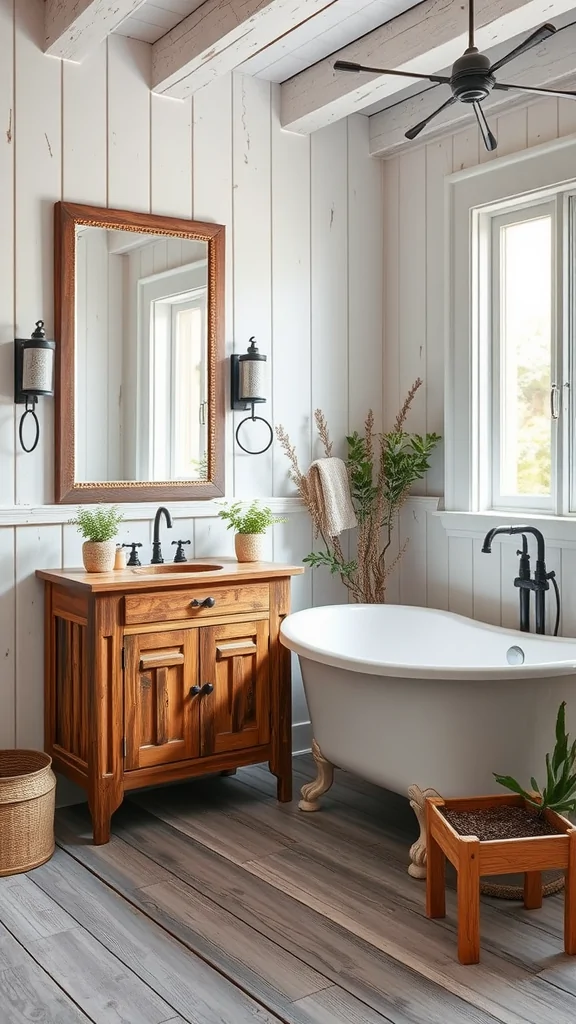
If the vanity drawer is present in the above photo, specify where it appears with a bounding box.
[124,583,269,626]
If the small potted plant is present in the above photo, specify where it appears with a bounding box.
[70,505,124,573]
[218,500,286,562]
[425,702,576,964]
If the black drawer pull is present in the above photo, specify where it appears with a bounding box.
[189,682,214,697]
[190,596,216,609]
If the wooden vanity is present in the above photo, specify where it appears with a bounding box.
[37,561,303,844]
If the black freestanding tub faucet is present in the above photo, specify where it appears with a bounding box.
[481,525,557,635]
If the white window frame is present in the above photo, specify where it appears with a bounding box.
[445,135,576,522]
[488,200,558,514]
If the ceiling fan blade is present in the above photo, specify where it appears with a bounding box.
[405,96,457,140]
[493,81,576,100]
[333,60,450,84]
[490,23,556,73]
[473,101,497,152]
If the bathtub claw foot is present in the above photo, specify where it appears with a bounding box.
[299,740,334,812]
[408,784,442,880]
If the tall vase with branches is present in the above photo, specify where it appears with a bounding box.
[276,379,440,603]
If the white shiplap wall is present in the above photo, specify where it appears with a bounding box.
[0,1,383,756]
[383,97,576,632]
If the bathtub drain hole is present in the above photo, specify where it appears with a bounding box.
[506,645,525,665]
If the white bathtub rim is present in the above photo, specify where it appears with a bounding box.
[280,604,576,681]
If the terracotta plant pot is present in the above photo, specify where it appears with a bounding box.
[82,539,116,573]
[235,533,265,563]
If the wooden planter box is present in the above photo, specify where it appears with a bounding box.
[426,794,576,965]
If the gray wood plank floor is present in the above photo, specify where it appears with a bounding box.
[1,754,575,1023]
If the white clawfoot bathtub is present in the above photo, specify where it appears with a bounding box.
[280,604,576,877]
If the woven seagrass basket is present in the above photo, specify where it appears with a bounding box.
[0,750,56,876]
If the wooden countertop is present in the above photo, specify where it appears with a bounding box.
[36,559,305,593]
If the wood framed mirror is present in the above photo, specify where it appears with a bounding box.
[54,201,225,503]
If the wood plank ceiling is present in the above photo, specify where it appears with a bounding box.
[45,0,576,154]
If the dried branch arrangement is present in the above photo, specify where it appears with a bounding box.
[276,379,441,603]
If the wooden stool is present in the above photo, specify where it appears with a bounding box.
[425,794,576,965]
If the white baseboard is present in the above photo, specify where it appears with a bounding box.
[55,721,313,807]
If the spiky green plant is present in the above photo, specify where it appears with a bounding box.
[218,500,286,535]
[70,505,124,542]
[494,702,576,814]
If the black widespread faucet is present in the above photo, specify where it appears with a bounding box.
[481,525,551,634]
[151,506,173,564]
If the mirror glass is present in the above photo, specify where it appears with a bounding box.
[74,225,209,483]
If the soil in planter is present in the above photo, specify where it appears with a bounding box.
[441,804,563,841]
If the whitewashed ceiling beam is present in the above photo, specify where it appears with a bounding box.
[281,0,576,134]
[369,24,576,155]
[45,0,148,60]
[152,0,341,98]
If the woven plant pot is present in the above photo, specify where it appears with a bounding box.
[235,533,265,562]
[82,539,116,572]
[0,750,56,876]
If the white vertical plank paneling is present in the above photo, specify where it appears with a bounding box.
[425,510,449,610]
[310,119,349,607]
[0,0,14,507]
[527,99,559,148]
[193,74,234,494]
[495,108,527,158]
[14,0,61,506]
[452,127,479,171]
[425,137,452,496]
[150,94,193,218]
[193,517,235,559]
[398,147,427,449]
[448,536,473,617]
[15,526,62,749]
[62,42,107,205]
[473,539,501,626]
[382,157,399,432]
[347,115,383,434]
[558,100,576,138]
[232,74,273,499]
[273,514,313,725]
[382,156,400,603]
[545,546,562,636]
[311,120,348,453]
[500,541,520,629]
[399,502,427,606]
[270,86,311,498]
[561,549,576,638]
[107,36,151,211]
[0,528,16,747]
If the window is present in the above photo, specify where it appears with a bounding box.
[445,139,576,519]
[489,202,556,512]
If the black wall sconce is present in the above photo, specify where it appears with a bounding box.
[231,337,273,455]
[15,320,55,453]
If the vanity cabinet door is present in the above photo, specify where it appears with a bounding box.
[124,629,200,770]
[199,620,270,757]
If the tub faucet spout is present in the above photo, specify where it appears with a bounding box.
[481,525,550,634]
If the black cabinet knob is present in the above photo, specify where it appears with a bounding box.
[189,682,214,697]
[190,596,216,608]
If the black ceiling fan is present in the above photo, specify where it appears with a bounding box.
[334,0,576,151]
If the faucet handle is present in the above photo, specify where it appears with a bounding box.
[122,542,142,567]
[172,539,191,563]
